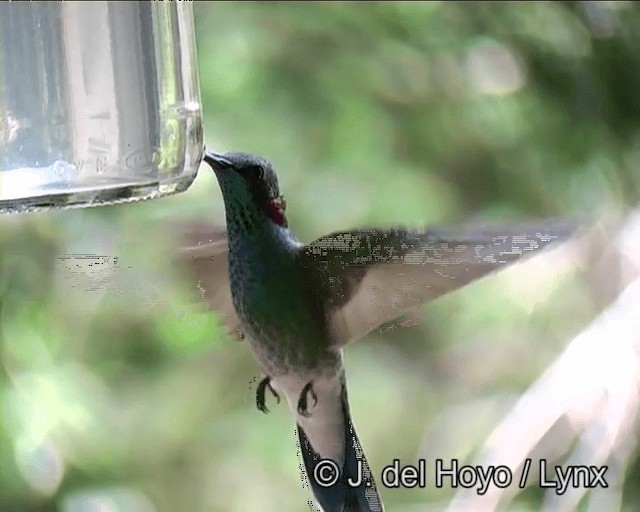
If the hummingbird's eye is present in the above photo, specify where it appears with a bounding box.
[256,167,265,180]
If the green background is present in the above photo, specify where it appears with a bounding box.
[2,2,639,511]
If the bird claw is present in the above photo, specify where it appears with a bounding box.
[256,376,280,414]
[297,381,318,417]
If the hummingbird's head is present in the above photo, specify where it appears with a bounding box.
[204,151,288,229]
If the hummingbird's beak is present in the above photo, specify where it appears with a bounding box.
[204,150,233,171]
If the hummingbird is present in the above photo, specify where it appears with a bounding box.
[178,150,575,512]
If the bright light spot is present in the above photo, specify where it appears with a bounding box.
[62,488,157,512]
[466,41,525,96]
[617,210,640,273]
[14,439,65,496]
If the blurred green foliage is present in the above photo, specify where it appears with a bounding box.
[2,2,640,511]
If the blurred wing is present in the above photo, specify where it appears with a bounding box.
[303,221,576,347]
[174,222,243,339]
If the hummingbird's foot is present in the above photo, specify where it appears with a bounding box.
[297,381,318,417]
[256,376,280,414]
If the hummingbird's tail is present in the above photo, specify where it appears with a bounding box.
[297,383,384,512]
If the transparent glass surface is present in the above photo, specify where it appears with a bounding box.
[0,2,203,214]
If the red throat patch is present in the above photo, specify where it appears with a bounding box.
[267,195,288,227]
